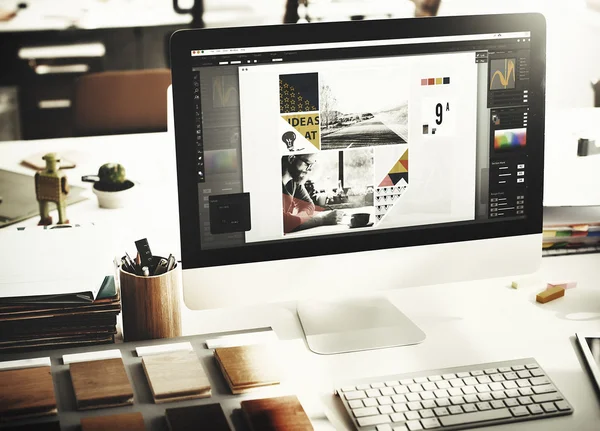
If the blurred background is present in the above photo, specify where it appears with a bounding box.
[0,0,598,141]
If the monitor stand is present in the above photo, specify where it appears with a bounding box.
[297,296,425,355]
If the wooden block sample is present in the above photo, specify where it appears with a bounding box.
[536,285,565,304]
[0,366,57,421]
[80,412,146,431]
[69,358,134,410]
[165,403,231,431]
[241,395,314,431]
[214,344,281,394]
[142,350,211,403]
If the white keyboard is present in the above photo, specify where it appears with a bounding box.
[336,358,573,431]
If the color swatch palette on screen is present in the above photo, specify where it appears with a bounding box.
[494,128,526,150]
[421,77,450,86]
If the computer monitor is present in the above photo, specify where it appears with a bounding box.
[170,13,546,354]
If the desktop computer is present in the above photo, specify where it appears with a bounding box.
[170,14,545,355]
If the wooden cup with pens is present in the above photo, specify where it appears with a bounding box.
[119,239,182,342]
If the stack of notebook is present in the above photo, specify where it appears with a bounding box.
[214,344,281,394]
[0,276,121,353]
[543,206,600,256]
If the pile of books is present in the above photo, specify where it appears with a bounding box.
[543,207,600,256]
[0,276,120,353]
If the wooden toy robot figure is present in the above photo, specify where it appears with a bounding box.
[35,153,70,225]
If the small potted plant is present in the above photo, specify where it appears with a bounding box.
[82,163,135,209]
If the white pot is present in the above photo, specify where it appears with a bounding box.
[93,183,136,209]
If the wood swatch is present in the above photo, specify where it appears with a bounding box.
[69,358,133,410]
[0,366,57,421]
[165,403,231,431]
[214,344,280,394]
[241,395,314,431]
[142,350,211,403]
[80,412,146,431]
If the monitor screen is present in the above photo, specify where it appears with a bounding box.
[171,16,544,269]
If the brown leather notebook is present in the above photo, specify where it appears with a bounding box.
[80,412,146,431]
[142,351,211,403]
[165,403,231,431]
[241,395,314,431]
[214,344,280,394]
[0,366,57,421]
[69,358,134,410]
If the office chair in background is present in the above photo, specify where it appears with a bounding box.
[73,69,171,136]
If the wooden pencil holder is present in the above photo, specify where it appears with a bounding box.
[119,261,182,342]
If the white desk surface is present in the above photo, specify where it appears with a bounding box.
[0,132,599,430]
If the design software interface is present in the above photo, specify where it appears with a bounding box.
[188,32,532,249]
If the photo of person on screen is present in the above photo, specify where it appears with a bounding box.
[282,154,342,233]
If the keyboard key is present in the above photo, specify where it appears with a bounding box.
[504,372,518,380]
[475,384,491,393]
[421,418,441,429]
[448,388,463,397]
[477,393,492,402]
[489,383,504,392]
[462,404,478,413]
[376,425,393,431]
[450,396,465,405]
[491,374,505,382]
[406,420,423,431]
[407,401,422,411]
[391,412,406,422]
[393,395,407,404]
[476,376,492,384]
[428,375,442,382]
[490,401,505,409]
[386,381,400,387]
[405,411,420,420]
[372,382,386,388]
[414,377,429,384]
[400,379,414,385]
[434,389,449,398]
[379,396,394,405]
[504,399,519,407]
[448,379,464,388]
[461,386,477,395]
[470,370,484,376]
[530,377,550,386]
[463,377,478,385]
[532,384,555,395]
[346,391,366,400]
[393,403,408,413]
[518,396,533,405]
[409,384,424,393]
[498,367,512,373]
[555,401,571,411]
[530,369,545,377]
[449,406,464,414]
[517,370,532,379]
[476,402,491,411]
[435,398,450,407]
[525,363,539,370]
[420,409,435,418]
[505,389,520,398]
[422,382,437,391]
[394,425,409,431]
[349,400,364,409]
[502,381,518,390]
[380,405,395,414]
[395,386,409,395]
[464,395,479,403]
[357,384,372,390]
[364,398,379,407]
[484,368,498,374]
[439,408,512,426]
[541,402,557,413]
[435,381,451,390]
[421,400,436,409]
[511,365,525,371]
[510,406,529,417]
[518,387,533,396]
[341,386,356,392]
[528,404,543,414]
[354,407,380,417]
[456,372,470,378]
[406,393,421,402]
[381,387,396,396]
[442,373,456,380]
[367,389,382,398]
[357,414,391,427]
[516,379,531,388]
[434,407,449,416]
[491,391,506,400]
